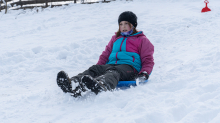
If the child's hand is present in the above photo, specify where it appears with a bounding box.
[137,72,149,81]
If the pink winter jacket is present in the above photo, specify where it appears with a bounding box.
[97,31,154,75]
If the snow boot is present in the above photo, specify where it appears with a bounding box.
[56,71,83,97]
[81,75,108,94]
[81,70,120,94]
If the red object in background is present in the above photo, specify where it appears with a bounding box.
[201,0,211,13]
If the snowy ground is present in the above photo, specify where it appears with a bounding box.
[1,0,220,123]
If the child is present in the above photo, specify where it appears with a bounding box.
[56,11,154,97]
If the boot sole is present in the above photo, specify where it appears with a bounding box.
[57,71,73,93]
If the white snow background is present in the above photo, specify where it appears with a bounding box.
[1,0,220,122]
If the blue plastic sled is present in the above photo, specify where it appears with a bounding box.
[117,80,148,88]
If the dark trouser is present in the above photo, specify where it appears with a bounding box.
[73,64,138,89]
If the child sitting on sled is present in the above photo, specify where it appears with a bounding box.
[56,11,154,97]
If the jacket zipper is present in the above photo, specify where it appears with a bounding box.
[115,37,125,64]
[115,52,118,64]
[120,37,126,51]
[132,56,135,62]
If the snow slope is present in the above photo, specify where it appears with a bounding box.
[1,0,220,122]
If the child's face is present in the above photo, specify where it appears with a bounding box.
[119,21,132,32]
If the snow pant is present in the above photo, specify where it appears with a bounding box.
[72,64,138,90]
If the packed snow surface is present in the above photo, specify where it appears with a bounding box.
[1,0,220,123]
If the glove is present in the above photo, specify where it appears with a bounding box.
[136,72,149,82]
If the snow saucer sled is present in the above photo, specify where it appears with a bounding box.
[117,80,148,88]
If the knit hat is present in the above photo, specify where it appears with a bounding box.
[118,11,138,28]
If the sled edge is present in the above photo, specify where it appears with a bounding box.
[117,80,148,87]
